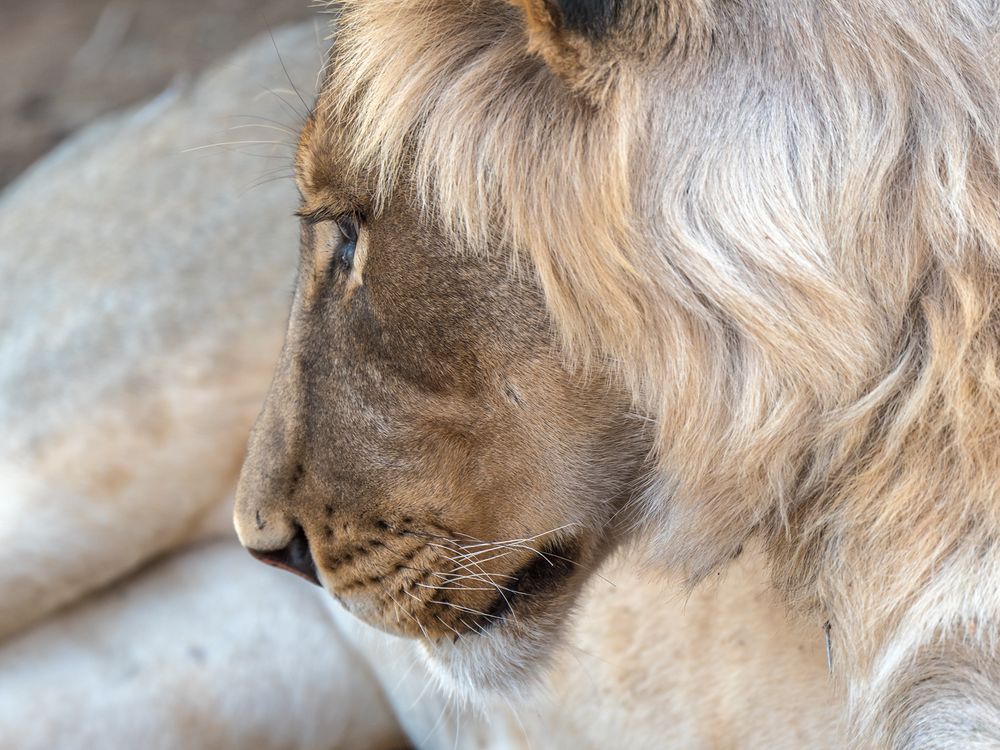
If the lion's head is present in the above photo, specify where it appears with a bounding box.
[234,102,651,692]
[236,0,1000,736]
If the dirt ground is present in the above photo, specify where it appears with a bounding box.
[0,0,317,188]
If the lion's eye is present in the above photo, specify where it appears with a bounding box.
[333,215,359,270]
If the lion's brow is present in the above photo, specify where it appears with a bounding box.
[295,206,343,225]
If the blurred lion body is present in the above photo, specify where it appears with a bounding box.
[0,22,842,750]
[319,0,1000,743]
[0,30,303,641]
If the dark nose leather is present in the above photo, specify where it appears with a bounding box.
[247,527,320,586]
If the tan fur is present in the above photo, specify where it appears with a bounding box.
[302,1,1000,745]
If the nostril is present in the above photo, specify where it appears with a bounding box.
[247,525,320,586]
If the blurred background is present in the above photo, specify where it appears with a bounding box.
[0,0,315,188]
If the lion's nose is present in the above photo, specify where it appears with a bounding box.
[247,526,320,586]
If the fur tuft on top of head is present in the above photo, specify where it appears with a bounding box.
[317,1,1000,744]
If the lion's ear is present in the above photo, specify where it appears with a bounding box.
[513,0,620,41]
[508,0,700,100]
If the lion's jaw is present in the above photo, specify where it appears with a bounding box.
[303,519,613,697]
[419,605,568,700]
[408,540,606,700]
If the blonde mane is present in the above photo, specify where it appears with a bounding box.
[318,1,1000,742]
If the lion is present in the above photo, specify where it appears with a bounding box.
[234,1,1000,746]
[0,20,843,750]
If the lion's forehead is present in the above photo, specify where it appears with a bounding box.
[294,114,371,213]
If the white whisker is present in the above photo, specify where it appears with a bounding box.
[181,140,295,153]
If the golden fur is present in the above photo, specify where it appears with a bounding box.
[300,1,1000,745]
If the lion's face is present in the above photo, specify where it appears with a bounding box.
[234,112,650,692]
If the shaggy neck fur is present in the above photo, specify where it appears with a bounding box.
[320,1,1000,744]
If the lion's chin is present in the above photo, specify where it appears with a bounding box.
[417,606,566,704]
[322,534,603,702]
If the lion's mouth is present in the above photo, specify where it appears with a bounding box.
[474,537,581,630]
[250,520,585,650]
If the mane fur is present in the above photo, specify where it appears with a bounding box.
[318,1,1000,743]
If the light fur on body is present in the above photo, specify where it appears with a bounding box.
[307,1,1000,744]
[0,540,405,750]
[0,24,842,749]
[0,26,307,640]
